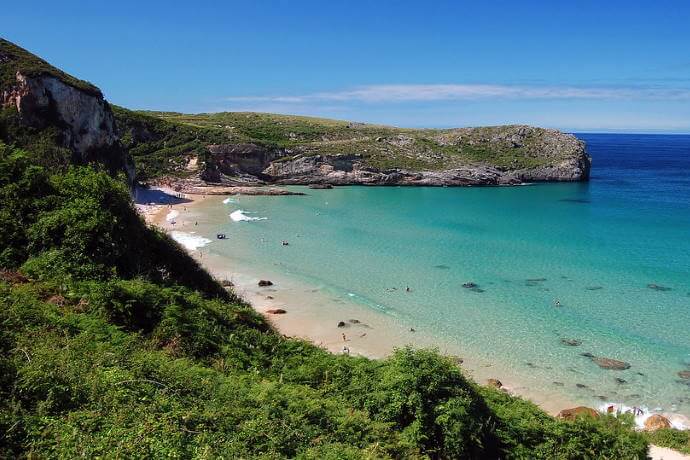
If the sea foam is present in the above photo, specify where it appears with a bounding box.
[170,231,212,250]
[230,210,267,222]
[597,402,688,430]
[222,197,237,204]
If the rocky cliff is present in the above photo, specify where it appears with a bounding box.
[199,125,590,186]
[0,39,134,182]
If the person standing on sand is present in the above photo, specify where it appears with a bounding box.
[342,333,347,342]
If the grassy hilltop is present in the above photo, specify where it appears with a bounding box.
[116,109,584,181]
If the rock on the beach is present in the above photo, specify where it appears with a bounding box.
[557,406,600,420]
[644,414,672,431]
[592,357,631,370]
[678,370,690,379]
[266,309,286,314]
[258,280,273,287]
[337,321,347,328]
[487,378,503,389]
[561,338,582,346]
[220,279,234,287]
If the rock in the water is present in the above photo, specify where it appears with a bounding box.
[614,377,627,384]
[647,283,671,292]
[576,383,588,389]
[592,357,631,370]
[552,381,564,386]
[266,309,286,314]
[561,338,582,346]
[487,378,503,389]
[258,280,273,287]
[308,183,333,189]
[644,414,672,431]
[585,286,604,291]
[580,352,595,358]
[462,282,478,289]
[557,406,599,420]
[678,370,690,379]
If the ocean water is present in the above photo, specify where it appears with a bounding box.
[187,133,690,421]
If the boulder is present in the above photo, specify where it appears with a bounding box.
[592,357,631,370]
[337,321,347,328]
[561,338,582,346]
[678,371,690,379]
[220,279,234,287]
[258,280,273,287]
[644,414,671,431]
[487,378,503,389]
[557,406,599,420]
[266,308,286,314]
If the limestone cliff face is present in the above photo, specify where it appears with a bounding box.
[205,128,590,186]
[1,71,134,182]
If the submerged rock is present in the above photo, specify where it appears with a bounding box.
[614,377,627,384]
[462,282,478,289]
[592,357,631,370]
[557,406,599,420]
[678,371,690,379]
[258,280,273,287]
[585,286,604,291]
[561,338,582,347]
[647,283,672,292]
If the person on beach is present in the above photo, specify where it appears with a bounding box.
[342,333,347,342]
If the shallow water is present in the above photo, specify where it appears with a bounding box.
[186,133,690,420]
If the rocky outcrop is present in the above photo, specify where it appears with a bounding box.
[203,127,590,186]
[557,406,600,420]
[1,71,134,183]
[644,414,672,431]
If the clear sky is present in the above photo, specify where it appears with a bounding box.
[4,1,690,132]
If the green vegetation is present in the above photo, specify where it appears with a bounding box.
[645,429,690,455]
[0,39,100,96]
[0,140,650,458]
[113,107,231,182]
[113,110,578,180]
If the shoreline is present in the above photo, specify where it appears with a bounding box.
[137,185,690,436]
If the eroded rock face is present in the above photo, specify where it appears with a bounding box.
[1,71,134,182]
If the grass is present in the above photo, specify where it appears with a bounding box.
[125,110,581,179]
[0,38,101,96]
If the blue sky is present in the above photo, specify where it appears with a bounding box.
[4,1,690,132]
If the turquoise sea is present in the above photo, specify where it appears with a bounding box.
[187,133,690,422]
